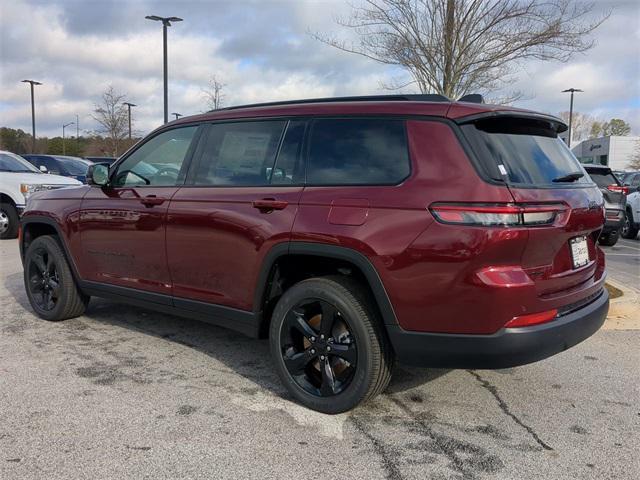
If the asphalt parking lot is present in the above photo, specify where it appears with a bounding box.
[1,238,638,480]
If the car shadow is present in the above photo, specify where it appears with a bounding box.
[4,271,450,399]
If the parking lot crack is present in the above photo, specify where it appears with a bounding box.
[467,370,553,451]
[351,416,403,480]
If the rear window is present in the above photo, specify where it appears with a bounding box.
[586,170,618,188]
[462,117,590,186]
[307,118,410,185]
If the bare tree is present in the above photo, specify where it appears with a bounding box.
[312,0,608,99]
[202,75,226,110]
[557,111,595,143]
[628,141,640,170]
[91,86,128,156]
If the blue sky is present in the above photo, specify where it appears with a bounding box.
[1,0,638,138]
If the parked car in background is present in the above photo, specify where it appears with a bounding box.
[620,171,640,239]
[22,154,93,183]
[583,165,627,246]
[0,150,81,239]
[84,156,117,166]
[19,95,609,412]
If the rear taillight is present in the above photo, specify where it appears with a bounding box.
[505,309,558,328]
[607,185,629,195]
[429,203,566,227]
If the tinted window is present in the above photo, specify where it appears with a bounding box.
[113,126,197,187]
[463,118,590,185]
[194,121,286,186]
[307,119,410,185]
[0,153,39,173]
[587,170,618,188]
[56,157,90,175]
[270,121,305,185]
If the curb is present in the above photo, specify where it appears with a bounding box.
[604,278,640,330]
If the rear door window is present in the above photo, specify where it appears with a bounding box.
[194,121,286,186]
[306,118,410,185]
[462,117,590,186]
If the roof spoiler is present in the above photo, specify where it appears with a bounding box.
[458,94,484,104]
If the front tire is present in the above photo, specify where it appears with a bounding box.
[269,276,393,413]
[24,235,89,321]
[0,203,19,239]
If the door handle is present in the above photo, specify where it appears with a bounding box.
[140,195,166,207]
[252,198,288,212]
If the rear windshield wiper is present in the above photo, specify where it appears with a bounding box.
[552,172,584,182]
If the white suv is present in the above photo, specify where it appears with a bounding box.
[622,172,640,239]
[0,150,82,239]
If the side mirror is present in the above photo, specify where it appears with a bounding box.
[87,163,110,186]
[39,165,48,173]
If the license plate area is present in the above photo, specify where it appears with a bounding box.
[569,236,589,269]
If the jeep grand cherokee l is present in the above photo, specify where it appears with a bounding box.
[20,95,609,413]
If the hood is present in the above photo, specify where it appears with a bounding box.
[3,171,83,186]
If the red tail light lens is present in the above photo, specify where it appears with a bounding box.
[505,309,558,328]
[607,185,629,195]
[430,203,566,227]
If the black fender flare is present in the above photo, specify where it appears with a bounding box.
[253,241,399,326]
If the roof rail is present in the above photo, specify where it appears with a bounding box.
[211,94,451,112]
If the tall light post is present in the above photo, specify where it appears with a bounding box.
[76,114,80,153]
[562,88,583,149]
[62,122,74,155]
[171,112,182,120]
[21,79,42,152]
[123,102,136,139]
[145,15,183,124]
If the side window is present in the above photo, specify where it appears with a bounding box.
[270,120,305,185]
[194,121,286,186]
[307,118,410,185]
[113,126,197,187]
[42,158,61,175]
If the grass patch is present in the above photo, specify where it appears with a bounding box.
[605,283,624,299]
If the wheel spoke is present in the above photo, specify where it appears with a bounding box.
[283,350,310,376]
[320,359,337,395]
[287,310,316,339]
[33,253,47,274]
[46,256,55,274]
[330,342,357,365]
[30,274,44,292]
[48,279,61,298]
[319,302,338,336]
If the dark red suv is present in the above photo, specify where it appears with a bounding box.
[20,95,609,413]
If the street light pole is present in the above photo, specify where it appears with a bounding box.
[561,88,583,149]
[145,15,183,124]
[62,122,74,155]
[171,112,182,120]
[21,80,42,153]
[123,102,136,139]
[76,114,79,153]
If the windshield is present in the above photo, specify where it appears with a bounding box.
[462,117,591,186]
[55,157,91,175]
[0,152,41,173]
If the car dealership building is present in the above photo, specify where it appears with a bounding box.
[572,135,639,170]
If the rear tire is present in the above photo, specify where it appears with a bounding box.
[598,229,619,246]
[0,203,19,239]
[24,235,89,321]
[269,275,393,413]
[621,211,639,239]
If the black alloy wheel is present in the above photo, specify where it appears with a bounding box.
[27,246,61,311]
[280,298,357,397]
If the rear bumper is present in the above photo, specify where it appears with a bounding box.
[387,289,608,369]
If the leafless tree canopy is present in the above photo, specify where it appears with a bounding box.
[91,86,128,156]
[313,0,608,99]
[202,75,226,111]
[557,111,595,143]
